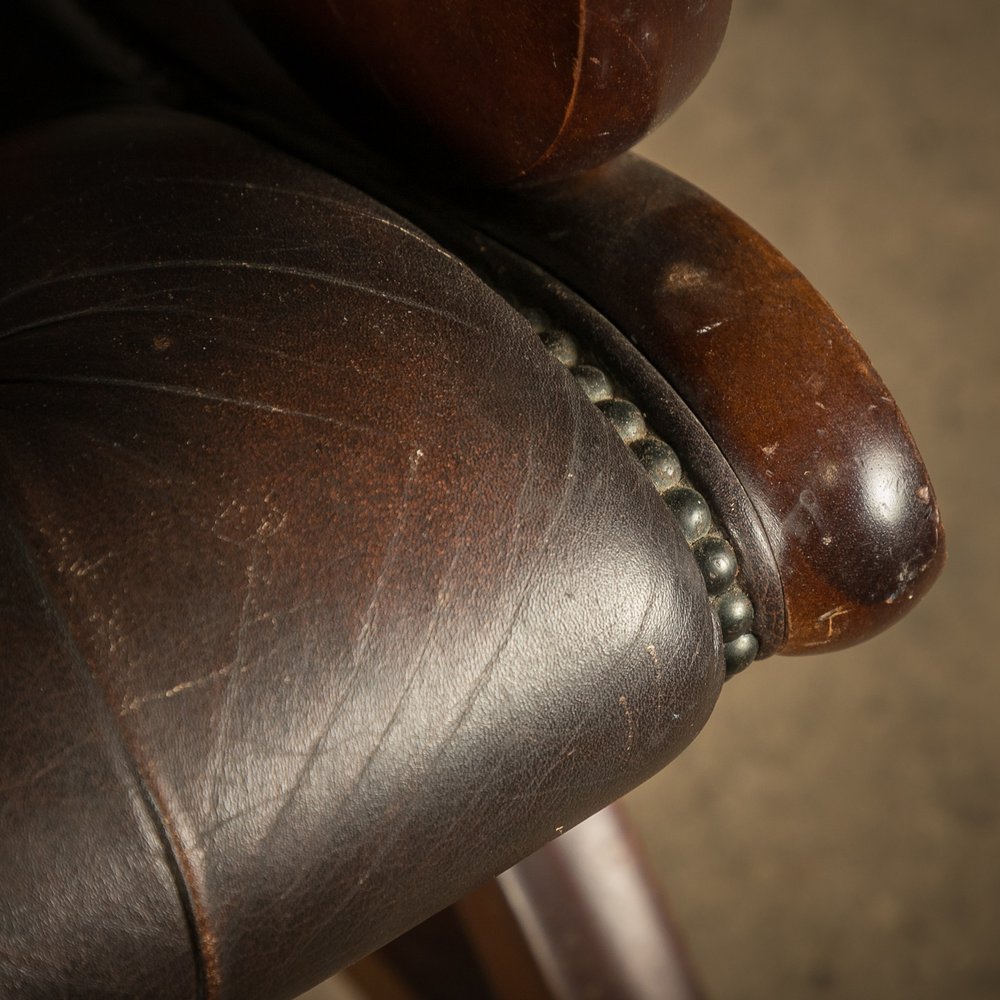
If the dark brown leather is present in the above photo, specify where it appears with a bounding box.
[413,233,786,659]
[0,108,724,999]
[0,521,199,999]
[0,6,947,996]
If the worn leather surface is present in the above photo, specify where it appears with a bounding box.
[0,520,199,999]
[0,109,724,999]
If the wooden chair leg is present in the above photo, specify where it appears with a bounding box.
[492,803,704,1000]
[333,803,703,1000]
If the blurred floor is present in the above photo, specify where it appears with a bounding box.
[626,1,1000,998]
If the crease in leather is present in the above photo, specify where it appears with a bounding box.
[0,493,209,1000]
[0,109,724,996]
[391,225,786,658]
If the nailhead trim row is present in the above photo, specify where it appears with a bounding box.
[524,306,759,676]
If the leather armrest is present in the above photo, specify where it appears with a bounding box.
[0,108,723,999]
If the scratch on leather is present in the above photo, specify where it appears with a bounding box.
[121,666,234,715]
[246,446,426,850]
[619,694,635,754]
[0,258,476,333]
[146,176,458,263]
[342,500,478,796]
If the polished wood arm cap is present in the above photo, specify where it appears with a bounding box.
[458,155,945,653]
[209,0,733,184]
[0,108,725,998]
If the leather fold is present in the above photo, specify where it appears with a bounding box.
[0,109,723,998]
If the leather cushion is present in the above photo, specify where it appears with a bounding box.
[0,108,723,998]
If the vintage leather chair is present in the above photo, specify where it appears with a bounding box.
[0,3,944,997]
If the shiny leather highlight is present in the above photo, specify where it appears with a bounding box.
[0,109,724,998]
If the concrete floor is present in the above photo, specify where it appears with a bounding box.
[627,1,1000,998]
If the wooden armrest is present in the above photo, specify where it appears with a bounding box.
[452,157,945,652]
[52,0,731,185]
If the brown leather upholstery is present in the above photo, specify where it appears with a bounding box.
[0,108,722,999]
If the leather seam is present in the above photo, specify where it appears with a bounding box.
[0,505,208,1000]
